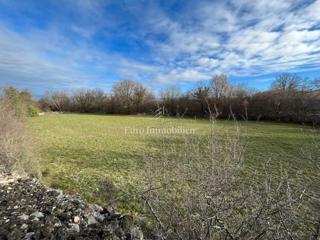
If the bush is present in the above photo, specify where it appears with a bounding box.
[140,120,320,239]
[0,92,40,177]
[3,87,40,117]
[28,105,39,117]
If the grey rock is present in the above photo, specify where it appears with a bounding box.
[31,211,44,219]
[130,227,144,240]
[93,212,105,222]
[54,222,62,228]
[92,204,103,212]
[0,173,144,239]
[87,215,98,225]
[24,232,35,240]
[68,223,80,233]
[21,224,28,230]
[18,214,29,221]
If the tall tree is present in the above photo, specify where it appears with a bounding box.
[44,91,70,112]
[271,73,301,93]
[210,74,232,100]
[160,86,181,116]
[112,80,152,114]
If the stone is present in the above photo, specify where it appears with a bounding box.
[68,223,80,233]
[93,212,105,222]
[54,222,62,228]
[73,216,80,223]
[18,214,29,221]
[21,224,28,230]
[130,227,144,240]
[31,211,44,219]
[92,204,103,212]
[0,172,144,239]
[87,215,98,225]
[24,232,35,240]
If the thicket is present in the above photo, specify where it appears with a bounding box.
[3,87,39,117]
[0,88,40,176]
[139,119,320,239]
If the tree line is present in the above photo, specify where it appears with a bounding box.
[39,73,320,124]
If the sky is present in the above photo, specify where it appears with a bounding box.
[0,0,319,97]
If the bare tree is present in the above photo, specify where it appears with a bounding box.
[272,73,301,93]
[44,91,70,112]
[210,74,232,100]
[90,89,107,113]
[132,83,155,113]
[160,86,181,116]
[73,89,94,113]
[112,80,154,114]
[208,74,233,118]
[112,80,139,114]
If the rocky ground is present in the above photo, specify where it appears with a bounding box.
[0,173,144,240]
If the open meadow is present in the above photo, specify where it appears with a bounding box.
[29,114,320,215]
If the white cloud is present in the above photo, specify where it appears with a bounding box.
[0,23,159,92]
[197,58,219,68]
[144,0,320,78]
[156,69,210,83]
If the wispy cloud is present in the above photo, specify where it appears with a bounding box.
[144,0,320,76]
[0,22,157,92]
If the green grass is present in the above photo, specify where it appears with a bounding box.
[29,114,320,214]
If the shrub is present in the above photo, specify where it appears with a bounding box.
[3,87,39,117]
[140,120,320,239]
[0,92,40,177]
[28,105,40,117]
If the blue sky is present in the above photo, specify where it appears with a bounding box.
[0,0,319,97]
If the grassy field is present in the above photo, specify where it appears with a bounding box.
[29,114,320,214]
